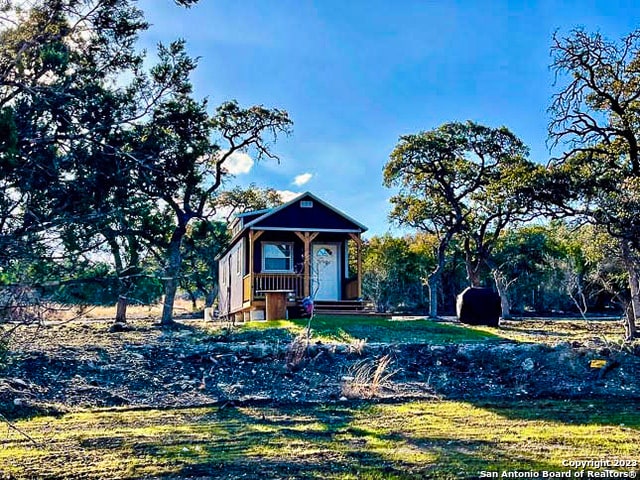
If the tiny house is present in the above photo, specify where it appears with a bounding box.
[217,192,367,321]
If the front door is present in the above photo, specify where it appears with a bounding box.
[311,243,340,301]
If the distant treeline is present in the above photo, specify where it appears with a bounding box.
[358,223,624,318]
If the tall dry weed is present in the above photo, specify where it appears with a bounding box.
[342,354,398,398]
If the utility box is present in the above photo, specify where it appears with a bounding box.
[456,287,501,327]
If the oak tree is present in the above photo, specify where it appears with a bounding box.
[384,121,538,318]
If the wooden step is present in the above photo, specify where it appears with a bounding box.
[313,303,364,310]
[313,300,363,305]
[312,309,366,315]
[313,300,363,304]
[299,300,366,315]
[293,299,382,317]
[311,309,388,317]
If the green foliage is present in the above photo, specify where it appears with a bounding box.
[48,270,163,307]
[0,337,7,365]
[384,122,534,239]
[0,107,17,168]
[0,0,162,294]
[361,235,429,313]
[215,184,283,221]
[553,224,630,313]
[179,185,284,309]
[358,225,624,317]
[491,225,566,313]
[362,235,421,312]
[131,87,292,324]
[492,223,626,316]
[494,226,559,278]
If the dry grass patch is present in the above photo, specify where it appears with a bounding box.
[475,317,630,345]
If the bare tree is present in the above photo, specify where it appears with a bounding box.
[548,28,640,339]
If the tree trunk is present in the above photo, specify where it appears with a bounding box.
[427,270,440,318]
[106,236,128,324]
[620,240,639,340]
[161,226,186,326]
[205,286,217,308]
[427,233,455,319]
[492,270,512,320]
[187,290,197,311]
[466,263,481,287]
[463,238,483,287]
[625,266,639,340]
[115,295,128,323]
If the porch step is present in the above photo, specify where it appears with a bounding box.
[312,300,366,313]
[312,310,366,315]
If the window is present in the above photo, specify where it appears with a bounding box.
[263,243,293,272]
[221,261,228,285]
[316,247,332,257]
[300,200,314,208]
[344,240,350,277]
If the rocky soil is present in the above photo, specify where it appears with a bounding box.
[1,319,639,419]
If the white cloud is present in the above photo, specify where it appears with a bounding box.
[276,190,300,202]
[221,151,254,175]
[293,172,313,186]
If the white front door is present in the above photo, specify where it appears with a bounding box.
[311,243,340,301]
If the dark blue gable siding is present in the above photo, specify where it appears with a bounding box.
[252,197,361,231]
[240,212,264,224]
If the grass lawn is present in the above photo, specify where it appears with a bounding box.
[218,315,502,344]
[211,314,629,346]
[1,400,638,479]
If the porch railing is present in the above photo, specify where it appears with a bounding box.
[253,273,304,299]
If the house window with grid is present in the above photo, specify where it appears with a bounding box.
[262,243,293,272]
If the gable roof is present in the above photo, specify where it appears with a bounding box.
[242,191,368,233]
[216,192,368,260]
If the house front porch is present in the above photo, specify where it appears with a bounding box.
[240,272,364,320]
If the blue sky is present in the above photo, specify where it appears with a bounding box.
[137,0,640,236]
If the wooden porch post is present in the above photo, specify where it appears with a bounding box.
[349,233,363,298]
[294,231,319,297]
[248,230,263,303]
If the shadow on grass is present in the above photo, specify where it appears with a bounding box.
[2,398,637,479]
[135,403,569,480]
[477,398,640,429]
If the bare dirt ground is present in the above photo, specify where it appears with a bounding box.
[1,318,639,420]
